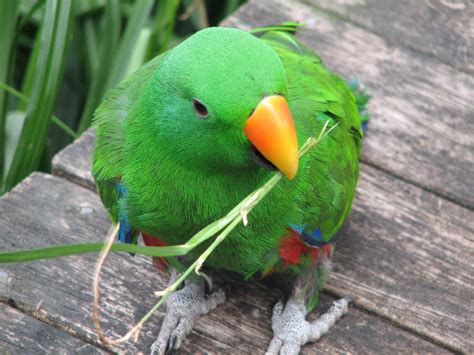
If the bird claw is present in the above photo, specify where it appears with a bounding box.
[165,335,177,355]
[265,298,349,355]
[150,277,226,355]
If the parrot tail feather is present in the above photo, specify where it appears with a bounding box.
[346,78,370,134]
[249,21,304,36]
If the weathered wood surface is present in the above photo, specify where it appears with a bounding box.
[224,0,474,210]
[52,128,95,190]
[0,173,445,354]
[305,0,474,74]
[0,304,101,354]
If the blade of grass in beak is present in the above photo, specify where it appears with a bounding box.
[0,242,193,263]
[0,125,338,264]
[4,0,74,193]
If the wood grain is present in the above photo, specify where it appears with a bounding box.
[332,163,474,353]
[304,0,474,74]
[52,128,95,190]
[0,304,101,354]
[0,173,445,354]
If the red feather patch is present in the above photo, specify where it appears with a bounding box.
[279,229,305,265]
[141,232,170,271]
[279,228,324,266]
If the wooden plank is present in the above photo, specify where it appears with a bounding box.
[0,173,445,353]
[304,0,474,74]
[331,163,474,353]
[222,0,474,206]
[52,128,95,190]
[0,303,101,354]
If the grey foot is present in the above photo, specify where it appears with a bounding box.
[150,276,226,355]
[266,298,349,355]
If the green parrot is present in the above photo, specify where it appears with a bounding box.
[92,24,368,354]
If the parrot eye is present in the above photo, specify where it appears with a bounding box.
[192,98,209,118]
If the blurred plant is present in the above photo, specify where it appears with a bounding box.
[0,0,245,194]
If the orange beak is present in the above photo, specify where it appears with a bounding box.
[244,95,299,179]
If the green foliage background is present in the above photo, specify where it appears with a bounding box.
[0,0,245,194]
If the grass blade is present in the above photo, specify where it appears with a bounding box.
[103,0,154,93]
[125,27,152,77]
[0,242,191,263]
[0,81,78,140]
[18,0,45,30]
[4,0,74,192]
[0,0,19,189]
[4,111,25,179]
[184,0,209,30]
[147,0,180,57]
[18,28,41,111]
[223,0,244,16]
[0,124,337,264]
[83,17,99,80]
[77,0,120,133]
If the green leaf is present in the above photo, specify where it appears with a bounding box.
[147,0,180,57]
[74,0,106,17]
[18,0,45,25]
[18,0,45,30]
[223,0,244,16]
[182,0,209,30]
[0,0,19,190]
[4,0,74,193]
[103,0,154,93]
[4,110,25,179]
[125,27,152,77]
[19,27,41,111]
[77,0,120,134]
[0,81,78,140]
[0,242,190,263]
[83,17,99,79]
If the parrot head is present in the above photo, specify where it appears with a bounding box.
[145,27,299,179]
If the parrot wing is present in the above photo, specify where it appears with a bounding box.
[260,29,364,246]
[92,55,164,242]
